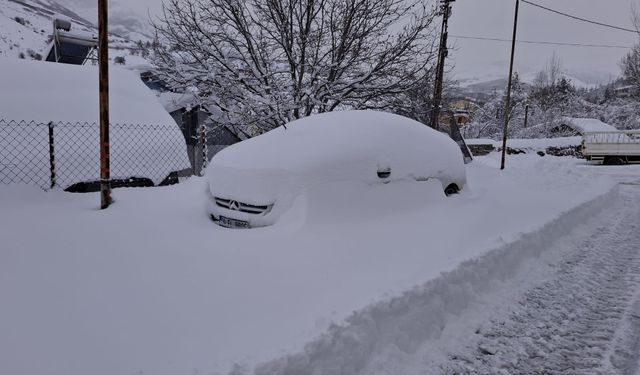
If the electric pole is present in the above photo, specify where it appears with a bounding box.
[98,0,111,208]
[430,0,455,131]
[500,0,520,170]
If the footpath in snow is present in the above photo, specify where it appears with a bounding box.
[439,176,640,374]
[0,154,621,375]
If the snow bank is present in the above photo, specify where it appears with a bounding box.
[0,154,619,375]
[0,58,190,186]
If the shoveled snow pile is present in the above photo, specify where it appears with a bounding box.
[0,152,617,375]
[0,58,190,187]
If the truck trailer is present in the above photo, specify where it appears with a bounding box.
[582,131,640,165]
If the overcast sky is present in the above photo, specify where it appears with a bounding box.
[448,0,639,81]
[64,0,639,80]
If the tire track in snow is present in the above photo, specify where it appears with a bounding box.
[443,183,640,375]
[252,181,620,375]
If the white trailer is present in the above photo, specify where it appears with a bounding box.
[582,131,640,165]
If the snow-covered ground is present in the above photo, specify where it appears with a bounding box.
[442,171,640,374]
[0,0,63,60]
[0,153,635,375]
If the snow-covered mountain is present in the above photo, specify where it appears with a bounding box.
[0,0,161,61]
[0,0,97,59]
[453,60,618,93]
[0,0,160,72]
[54,0,162,41]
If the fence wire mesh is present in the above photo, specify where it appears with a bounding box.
[0,119,192,191]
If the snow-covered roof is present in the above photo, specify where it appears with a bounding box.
[0,58,190,185]
[561,117,618,134]
[157,91,198,114]
[614,85,636,91]
[0,58,179,125]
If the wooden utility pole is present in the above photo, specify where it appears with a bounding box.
[500,0,520,170]
[98,0,111,208]
[430,0,455,131]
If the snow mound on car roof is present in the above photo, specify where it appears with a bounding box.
[213,110,464,176]
[208,110,466,204]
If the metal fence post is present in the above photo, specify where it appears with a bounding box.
[48,121,56,189]
[201,123,207,176]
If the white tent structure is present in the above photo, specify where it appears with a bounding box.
[0,58,190,189]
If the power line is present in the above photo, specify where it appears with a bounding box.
[521,0,639,34]
[450,35,633,49]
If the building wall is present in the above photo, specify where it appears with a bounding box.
[171,107,242,175]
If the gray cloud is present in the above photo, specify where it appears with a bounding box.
[448,0,639,81]
[58,0,638,81]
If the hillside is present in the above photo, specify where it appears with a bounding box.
[454,60,618,93]
[0,0,97,59]
[0,0,153,70]
[50,0,161,41]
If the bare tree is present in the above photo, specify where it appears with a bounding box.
[621,4,640,96]
[632,3,640,33]
[152,0,439,133]
[621,45,640,93]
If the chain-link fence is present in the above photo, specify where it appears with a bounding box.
[0,119,192,191]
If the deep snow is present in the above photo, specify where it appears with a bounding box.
[0,154,622,375]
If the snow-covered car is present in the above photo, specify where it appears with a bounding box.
[205,110,467,228]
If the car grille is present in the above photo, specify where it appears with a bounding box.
[214,197,271,215]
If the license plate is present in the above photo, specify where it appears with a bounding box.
[219,215,250,229]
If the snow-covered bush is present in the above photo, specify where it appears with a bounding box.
[599,99,640,130]
[621,44,640,97]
